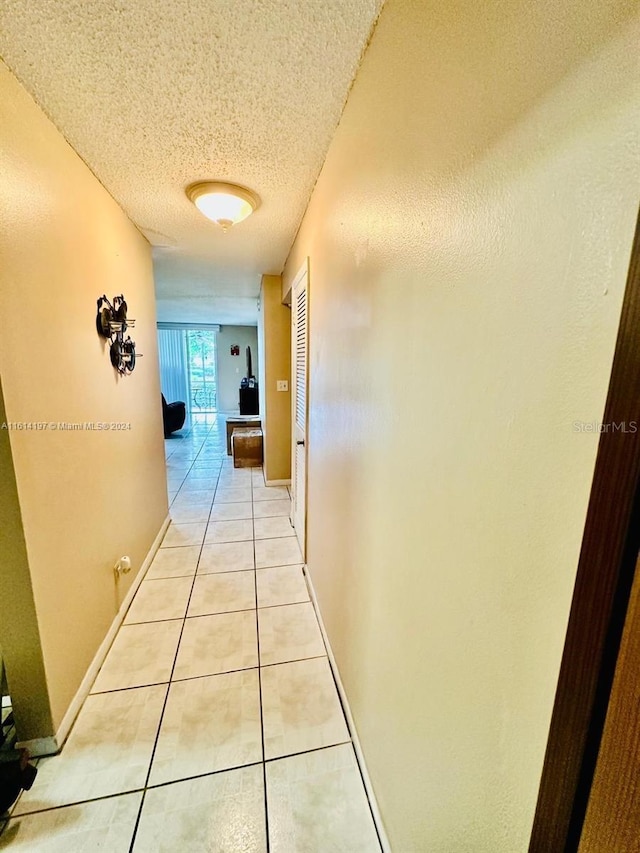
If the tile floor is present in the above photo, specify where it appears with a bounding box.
[0,414,381,851]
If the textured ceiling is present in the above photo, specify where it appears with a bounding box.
[0,0,382,325]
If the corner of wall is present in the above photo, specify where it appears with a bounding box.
[0,378,54,741]
[260,275,291,482]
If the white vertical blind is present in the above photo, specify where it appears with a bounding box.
[157,329,189,405]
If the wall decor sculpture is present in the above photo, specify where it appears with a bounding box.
[95,294,142,375]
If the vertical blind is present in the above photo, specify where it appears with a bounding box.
[157,329,189,405]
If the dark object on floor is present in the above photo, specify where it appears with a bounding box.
[161,394,186,437]
[0,750,37,814]
[232,428,263,468]
[239,385,259,415]
[0,712,14,751]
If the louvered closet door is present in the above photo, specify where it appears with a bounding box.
[291,261,308,557]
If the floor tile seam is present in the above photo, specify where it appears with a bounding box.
[7,787,147,821]
[145,572,197,580]
[7,736,370,827]
[89,677,176,696]
[186,604,259,619]
[8,740,356,822]
[263,739,354,766]
[252,513,293,519]
[251,476,271,852]
[203,536,255,545]
[169,663,260,686]
[133,574,200,585]
[250,534,297,542]
[123,616,186,627]
[142,759,265,793]
[255,565,304,572]
[194,568,256,577]
[256,600,313,612]
[129,438,223,847]
[128,425,217,850]
[258,654,328,670]
[193,566,255,577]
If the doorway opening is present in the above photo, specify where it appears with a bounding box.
[186,330,218,413]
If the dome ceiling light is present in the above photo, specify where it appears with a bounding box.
[186,181,260,232]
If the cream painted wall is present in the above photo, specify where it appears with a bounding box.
[258,276,291,482]
[282,1,640,849]
[216,325,259,412]
[0,62,168,734]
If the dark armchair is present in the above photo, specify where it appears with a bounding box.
[161,394,186,437]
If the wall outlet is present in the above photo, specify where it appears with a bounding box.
[276,380,289,392]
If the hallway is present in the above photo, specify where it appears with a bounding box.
[0,416,380,851]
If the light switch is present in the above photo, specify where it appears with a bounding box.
[277,380,289,392]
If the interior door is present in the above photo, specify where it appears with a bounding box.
[291,260,309,558]
[529,210,640,852]
[577,550,640,853]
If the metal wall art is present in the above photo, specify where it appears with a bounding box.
[95,295,142,375]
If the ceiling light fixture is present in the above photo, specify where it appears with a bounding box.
[186,181,260,232]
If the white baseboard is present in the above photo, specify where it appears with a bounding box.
[264,478,291,486]
[17,515,171,758]
[302,564,391,853]
[14,736,57,757]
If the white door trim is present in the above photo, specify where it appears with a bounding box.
[291,258,309,559]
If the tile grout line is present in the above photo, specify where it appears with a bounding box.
[5,419,209,831]
[128,418,222,853]
[88,652,330,694]
[7,735,358,823]
[8,421,328,848]
[251,464,271,852]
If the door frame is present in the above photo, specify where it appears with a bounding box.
[290,258,310,560]
[529,209,640,852]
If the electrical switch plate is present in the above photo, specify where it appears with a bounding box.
[277,380,289,392]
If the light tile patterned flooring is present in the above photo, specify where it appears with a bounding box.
[0,415,381,851]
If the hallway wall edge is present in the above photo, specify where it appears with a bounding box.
[16,514,171,757]
[303,563,392,852]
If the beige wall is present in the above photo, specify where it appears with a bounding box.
[258,276,291,482]
[216,325,259,412]
[0,62,168,734]
[282,1,640,849]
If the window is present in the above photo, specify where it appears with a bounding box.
[157,326,218,413]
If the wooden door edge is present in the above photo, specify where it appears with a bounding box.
[529,208,640,852]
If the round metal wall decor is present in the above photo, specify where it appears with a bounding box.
[96,294,141,375]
